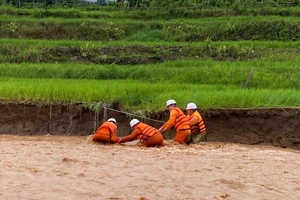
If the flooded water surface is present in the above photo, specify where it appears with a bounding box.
[1,135,299,200]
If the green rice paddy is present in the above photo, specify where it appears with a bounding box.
[1,7,299,111]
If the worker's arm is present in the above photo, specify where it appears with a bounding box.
[110,134,120,143]
[160,109,177,131]
[119,128,141,143]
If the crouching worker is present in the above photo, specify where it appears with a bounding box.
[119,119,164,147]
[91,118,120,144]
[186,103,207,144]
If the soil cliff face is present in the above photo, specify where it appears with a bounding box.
[0,101,299,149]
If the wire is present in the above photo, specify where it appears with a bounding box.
[101,105,166,124]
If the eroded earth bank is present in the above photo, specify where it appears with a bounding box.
[0,101,299,149]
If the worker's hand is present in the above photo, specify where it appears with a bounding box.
[159,128,165,133]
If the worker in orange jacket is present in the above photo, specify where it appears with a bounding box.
[186,103,207,144]
[119,119,164,147]
[159,99,191,144]
[91,118,120,144]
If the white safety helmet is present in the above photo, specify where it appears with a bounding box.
[186,103,197,110]
[166,99,176,107]
[130,119,140,128]
[107,118,116,124]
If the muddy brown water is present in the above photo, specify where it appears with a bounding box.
[0,135,299,200]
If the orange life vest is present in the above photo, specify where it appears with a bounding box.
[173,107,190,130]
[98,121,117,141]
[135,122,158,141]
[189,111,206,134]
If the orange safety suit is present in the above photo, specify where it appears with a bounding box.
[120,122,164,147]
[188,111,206,135]
[160,107,191,144]
[92,121,120,144]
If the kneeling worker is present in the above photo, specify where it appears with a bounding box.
[92,118,120,144]
[119,119,164,147]
[186,103,207,144]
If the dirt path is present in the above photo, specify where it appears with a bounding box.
[1,135,299,200]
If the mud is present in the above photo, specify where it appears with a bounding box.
[0,135,299,200]
[0,101,299,149]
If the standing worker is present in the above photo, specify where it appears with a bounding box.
[119,119,164,147]
[91,118,120,144]
[186,103,207,144]
[159,99,191,144]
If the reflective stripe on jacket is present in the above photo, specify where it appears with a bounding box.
[136,122,158,141]
[189,111,206,134]
[174,107,190,130]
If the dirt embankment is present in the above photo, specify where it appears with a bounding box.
[0,101,299,149]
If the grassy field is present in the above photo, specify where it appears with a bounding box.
[2,38,300,48]
[0,61,299,89]
[2,13,300,42]
[0,59,299,110]
[2,5,300,19]
[1,39,300,64]
[0,78,299,111]
[1,6,300,111]
[2,14,300,23]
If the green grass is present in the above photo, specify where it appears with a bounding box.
[3,39,300,64]
[0,60,299,89]
[1,7,300,111]
[2,38,300,49]
[2,16,300,42]
[1,14,300,24]
[2,5,300,20]
[0,78,299,111]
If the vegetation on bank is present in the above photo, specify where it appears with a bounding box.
[1,15,300,41]
[0,78,299,111]
[2,1,300,19]
[2,38,300,48]
[0,61,299,90]
[0,58,299,110]
[1,39,300,64]
[0,4,299,111]
[2,5,300,42]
